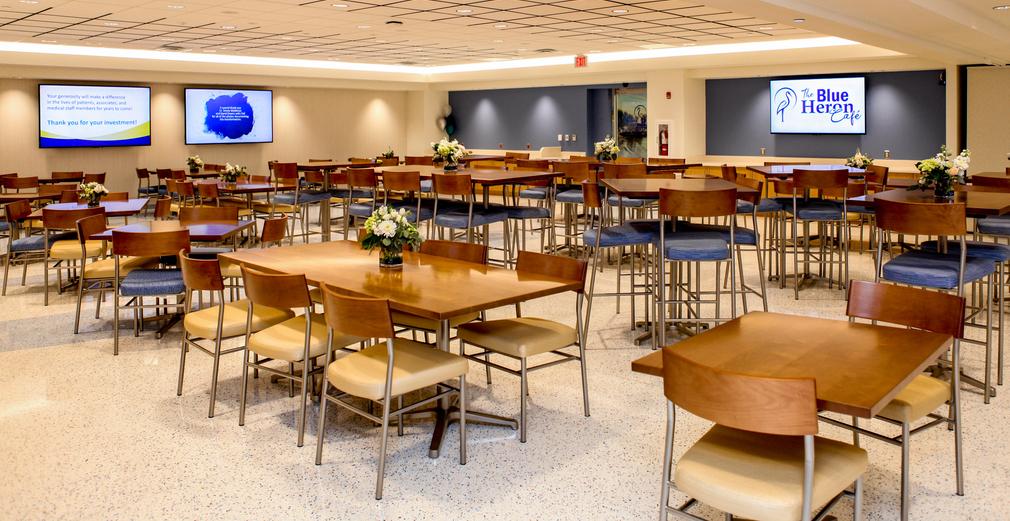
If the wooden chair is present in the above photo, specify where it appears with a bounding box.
[111,228,190,355]
[52,171,84,182]
[59,190,77,203]
[219,216,289,296]
[179,205,238,225]
[3,200,51,295]
[377,157,399,167]
[659,348,866,521]
[825,280,964,521]
[344,169,379,237]
[83,173,106,184]
[552,162,593,248]
[381,170,432,232]
[153,196,173,220]
[783,169,851,299]
[237,266,360,446]
[42,206,106,306]
[136,168,158,197]
[431,173,511,264]
[314,285,469,499]
[390,240,486,336]
[2,176,38,194]
[458,251,588,443]
[177,252,293,417]
[404,155,434,166]
[614,157,643,164]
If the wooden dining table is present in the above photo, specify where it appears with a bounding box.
[31,198,149,218]
[89,220,255,243]
[747,164,867,178]
[848,187,1010,217]
[220,240,583,457]
[601,177,756,224]
[631,311,952,418]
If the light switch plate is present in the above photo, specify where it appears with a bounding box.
[571,134,576,142]
[557,134,563,141]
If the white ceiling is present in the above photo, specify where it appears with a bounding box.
[0,0,816,65]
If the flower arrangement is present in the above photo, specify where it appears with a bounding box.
[431,138,468,170]
[360,205,423,268]
[222,163,247,183]
[78,182,109,207]
[379,147,396,159]
[845,149,873,169]
[186,155,204,172]
[910,145,970,199]
[595,136,620,161]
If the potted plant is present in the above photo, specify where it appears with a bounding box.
[431,138,468,171]
[78,181,109,207]
[845,149,873,169]
[909,145,970,200]
[378,147,398,166]
[222,163,247,183]
[360,205,423,269]
[595,136,619,161]
[186,155,204,173]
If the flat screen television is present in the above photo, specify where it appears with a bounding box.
[769,76,865,134]
[185,88,273,145]
[38,84,151,148]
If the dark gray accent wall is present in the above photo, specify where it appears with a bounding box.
[448,83,638,155]
[706,70,946,159]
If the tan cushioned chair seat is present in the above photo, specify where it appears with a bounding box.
[248,313,361,362]
[184,299,294,340]
[391,310,480,331]
[219,260,243,279]
[457,317,577,358]
[50,240,105,259]
[82,256,158,279]
[252,201,299,213]
[877,375,949,423]
[675,425,868,521]
[326,338,468,401]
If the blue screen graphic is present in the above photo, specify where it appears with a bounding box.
[185,89,273,144]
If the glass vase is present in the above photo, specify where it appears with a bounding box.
[379,249,403,269]
[933,180,954,201]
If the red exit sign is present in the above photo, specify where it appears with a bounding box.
[574,54,588,68]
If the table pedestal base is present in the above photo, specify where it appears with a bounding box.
[394,403,518,458]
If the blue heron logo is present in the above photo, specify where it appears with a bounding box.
[773,87,796,123]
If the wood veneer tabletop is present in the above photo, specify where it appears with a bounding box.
[969,171,1010,181]
[376,166,557,185]
[31,198,149,218]
[198,182,294,194]
[298,161,372,171]
[37,176,84,184]
[186,171,221,179]
[220,240,582,320]
[601,177,757,198]
[89,220,254,242]
[747,164,866,177]
[0,193,58,203]
[630,311,952,418]
[848,188,1010,216]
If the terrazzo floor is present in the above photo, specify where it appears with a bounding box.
[1,221,1008,520]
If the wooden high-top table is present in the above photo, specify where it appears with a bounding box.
[631,311,952,418]
[220,240,583,457]
[848,187,1010,217]
[747,164,867,178]
[31,198,149,218]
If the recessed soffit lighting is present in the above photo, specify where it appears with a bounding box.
[612,9,628,14]
[994,4,1010,10]
[793,18,805,23]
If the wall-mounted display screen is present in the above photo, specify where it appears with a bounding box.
[185,88,273,145]
[39,84,151,148]
[770,77,865,134]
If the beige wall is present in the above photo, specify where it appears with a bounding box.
[967,67,1010,174]
[0,79,408,193]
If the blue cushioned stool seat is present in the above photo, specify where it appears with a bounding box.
[0,221,9,232]
[679,222,758,246]
[138,186,167,195]
[607,194,656,208]
[274,191,332,205]
[658,231,731,261]
[882,251,995,289]
[977,215,1010,236]
[11,231,76,252]
[583,220,660,248]
[919,240,1010,263]
[519,187,548,200]
[120,269,185,296]
[329,188,374,199]
[784,199,844,220]
[348,202,376,218]
[736,199,782,214]
[555,189,584,204]
[420,179,432,193]
[390,202,433,222]
[848,204,875,215]
[505,205,551,219]
[434,208,509,228]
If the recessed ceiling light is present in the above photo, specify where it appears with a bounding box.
[588,28,603,32]
[357,25,371,29]
[995,4,1010,10]
[588,49,600,53]
[167,4,184,9]
[606,39,620,43]
[103,22,120,27]
[40,39,56,43]
[612,8,628,14]
[280,36,293,40]
[757,26,773,30]
[494,23,507,29]
[793,18,805,23]
[681,42,696,46]
[332,3,348,7]
[221,25,236,29]
[492,39,503,43]
[19,0,38,4]
[456,8,472,13]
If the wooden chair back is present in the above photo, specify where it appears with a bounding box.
[327,171,349,187]
[763,161,810,166]
[649,157,686,165]
[249,175,270,183]
[43,206,104,230]
[175,181,195,200]
[171,170,187,180]
[52,171,83,181]
[582,182,602,209]
[720,164,738,183]
[260,217,288,245]
[204,163,225,172]
[3,176,38,191]
[514,159,549,171]
[405,155,434,166]
[659,187,736,219]
[382,170,422,193]
[165,179,177,196]
[847,280,964,338]
[320,284,394,339]
[76,213,108,246]
[378,157,399,167]
[874,198,967,236]
[4,199,32,222]
[112,228,190,257]
[864,165,889,192]
[179,205,238,225]
[349,157,373,165]
[1006,167,1010,176]
[614,157,643,164]
[303,171,325,185]
[83,173,106,184]
[241,266,311,309]
[59,190,77,203]
[972,175,1010,191]
[135,168,150,180]
[106,192,129,202]
[793,169,849,191]
[505,151,530,160]
[197,182,220,202]
[516,251,587,293]
[432,173,472,197]
[348,169,378,189]
[735,176,763,205]
[553,161,591,183]
[273,162,299,180]
[154,197,172,219]
[179,251,225,292]
[663,349,818,436]
[603,163,647,179]
[419,239,487,264]
[156,169,172,181]
[40,183,77,197]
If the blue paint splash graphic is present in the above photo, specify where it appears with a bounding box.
[204,93,255,140]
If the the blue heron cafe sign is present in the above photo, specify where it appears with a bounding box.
[770,77,866,134]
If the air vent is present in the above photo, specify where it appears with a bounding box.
[161,45,185,51]
[386,20,403,25]
[534,48,556,53]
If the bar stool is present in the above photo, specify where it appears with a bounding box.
[42,206,106,306]
[431,173,511,264]
[658,348,866,521]
[782,168,851,299]
[3,200,61,296]
[272,162,329,242]
[219,216,288,300]
[457,251,588,443]
[381,170,433,235]
[177,252,294,417]
[314,286,469,499]
[345,168,380,237]
[874,197,997,403]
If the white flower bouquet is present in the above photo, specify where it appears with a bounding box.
[431,138,468,170]
[594,136,620,161]
[845,149,873,169]
[186,155,204,170]
[911,145,970,198]
[360,205,424,268]
[222,162,247,183]
[78,181,109,207]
